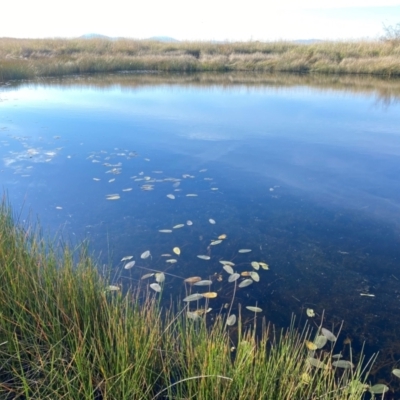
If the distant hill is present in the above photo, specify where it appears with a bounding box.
[146,36,180,42]
[79,33,112,40]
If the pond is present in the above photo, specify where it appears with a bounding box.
[1,72,400,382]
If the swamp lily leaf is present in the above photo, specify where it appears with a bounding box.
[306,308,315,317]
[332,360,354,369]
[141,273,154,280]
[166,194,175,199]
[150,283,162,292]
[239,249,252,253]
[121,256,133,261]
[173,224,184,229]
[251,261,260,270]
[246,306,262,313]
[210,240,222,245]
[228,273,240,283]
[314,335,327,349]
[392,369,400,378]
[155,272,165,283]
[223,265,234,274]
[197,255,210,260]
[259,262,269,270]
[369,384,389,394]
[321,328,337,342]
[194,280,212,286]
[141,250,151,259]
[202,292,217,298]
[159,229,173,233]
[250,271,260,282]
[184,276,202,284]
[173,247,181,255]
[218,234,227,240]
[226,314,237,326]
[183,293,204,302]
[238,279,253,288]
[124,260,136,269]
[209,218,216,224]
[307,357,327,369]
[219,260,235,266]
[305,341,318,351]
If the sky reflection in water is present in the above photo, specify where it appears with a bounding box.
[1,76,400,372]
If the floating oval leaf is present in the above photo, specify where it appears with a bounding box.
[209,219,216,224]
[159,229,173,233]
[223,265,234,274]
[173,247,181,255]
[184,276,202,284]
[173,224,184,229]
[305,341,318,351]
[239,279,253,288]
[166,259,177,263]
[202,292,217,298]
[186,193,198,197]
[186,220,193,226]
[314,335,327,349]
[250,271,260,282]
[239,249,252,253]
[210,240,222,245]
[166,194,175,199]
[219,260,235,266]
[241,271,252,277]
[332,360,354,369]
[197,255,210,260]
[194,280,212,286]
[107,285,120,291]
[218,234,227,240]
[141,250,151,259]
[150,283,162,292]
[251,261,260,270]
[124,260,136,269]
[187,311,200,320]
[246,306,262,312]
[228,273,240,283]
[259,262,269,270]
[141,273,154,280]
[321,328,337,342]
[392,369,400,378]
[369,384,389,394]
[307,357,327,369]
[226,314,237,326]
[155,272,165,283]
[183,293,204,302]
[121,256,133,261]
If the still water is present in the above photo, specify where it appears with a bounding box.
[1,73,400,381]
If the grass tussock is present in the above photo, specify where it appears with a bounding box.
[0,197,376,399]
[1,37,400,81]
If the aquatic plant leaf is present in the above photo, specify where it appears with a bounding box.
[209,218,216,224]
[166,194,175,199]
[239,249,252,253]
[173,247,181,255]
[141,250,151,259]
[150,283,162,292]
[202,292,217,298]
[184,276,202,284]
[187,311,200,320]
[251,261,260,270]
[155,272,165,283]
[314,335,327,349]
[124,260,136,269]
[307,357,327,369]
[210,240,222,245]
[369,384,389,394]
[226,314,237,326]
[305,341,318,351]
[241,271,252,276]
[107,285,120,291]
[332,360,354,369]
[332,354,343,359]
[223,265,234,274]
[183,293,204,302]
[166,259,177,263]
[186,220,193,225]
[392,369,400,378]
[321,328,337,342]
[219,260,235,266]
[173,224,184,229]
[194,280,212,286]
[259,262,269,270]
[197,255,210,260]
[218,234,227,239]
[250,271,260,282]
[159,229,173,233]
[239,279,253,288]
[246,306,262,312]
[228,273,240,283]
[186,194,198,197]
[121,256,133,261]
[141,273,154,280]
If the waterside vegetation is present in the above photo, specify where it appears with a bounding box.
[1,37,400,81]
[0,199,382,399]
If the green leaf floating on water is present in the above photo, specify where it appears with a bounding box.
[369,384,389,394]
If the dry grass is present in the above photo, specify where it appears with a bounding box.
[1,38,400,80]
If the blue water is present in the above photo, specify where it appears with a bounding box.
[1,75,400,375]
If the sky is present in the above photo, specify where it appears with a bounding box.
[2,0,400,41]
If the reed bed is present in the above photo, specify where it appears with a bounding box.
[1,38,400,81]
[0,198,376,399]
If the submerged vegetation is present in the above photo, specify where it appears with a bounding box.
[1,37,400,81]
[0,198,389,399]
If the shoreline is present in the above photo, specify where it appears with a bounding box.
[1,37,400,81]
